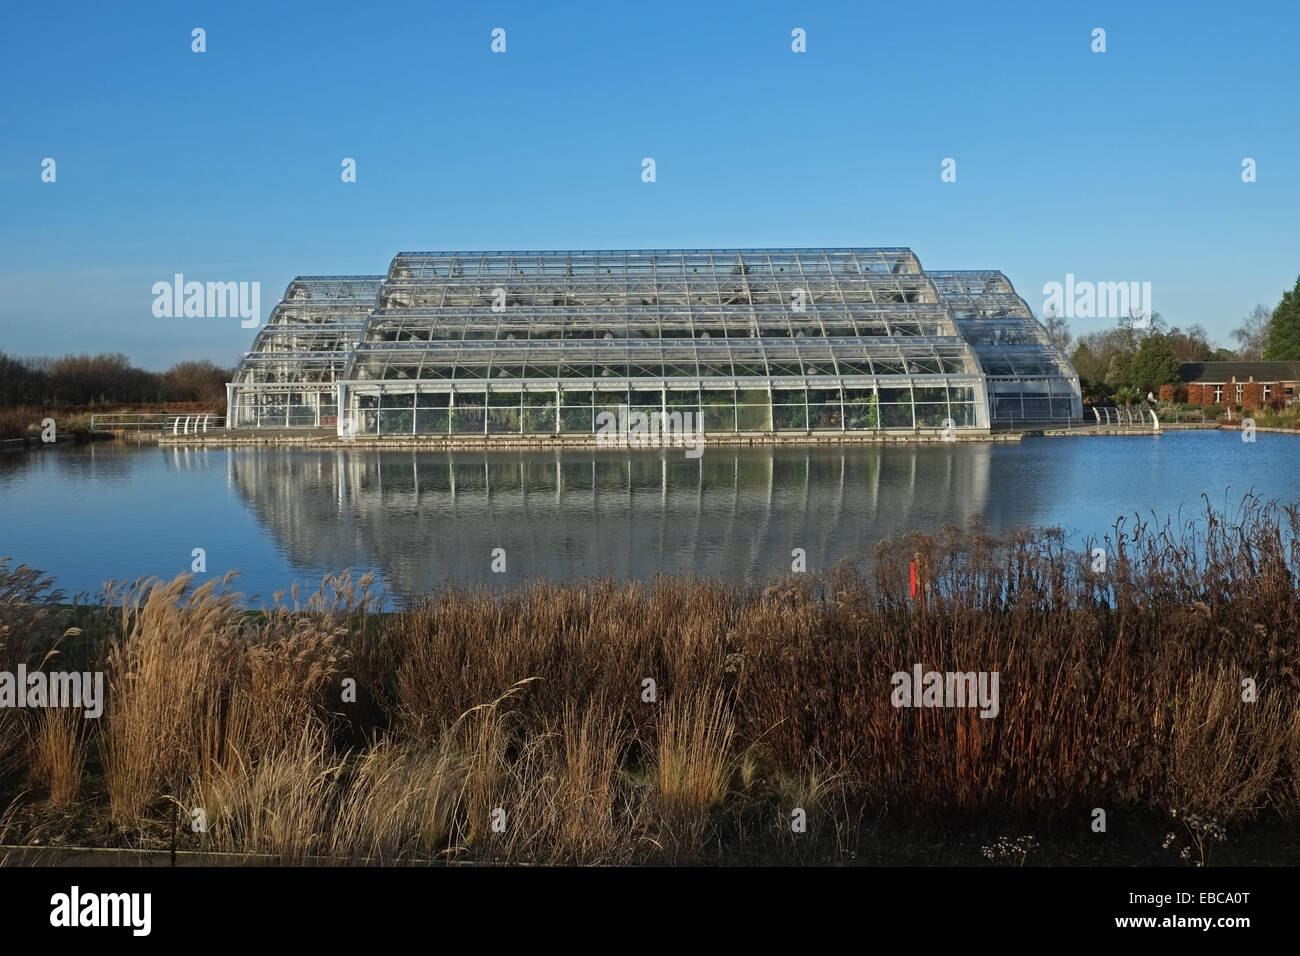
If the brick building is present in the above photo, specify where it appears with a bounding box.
[1180,361,1300,410]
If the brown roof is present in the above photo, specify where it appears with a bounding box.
[1179,361,1300,384]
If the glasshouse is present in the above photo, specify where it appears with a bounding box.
[228,248,1081,438]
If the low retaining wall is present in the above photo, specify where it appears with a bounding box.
[1036,423,1217,436]
[160,429,1017,450]
[1038,422,1300,437]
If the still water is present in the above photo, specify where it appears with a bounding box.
[1,433,1296,605]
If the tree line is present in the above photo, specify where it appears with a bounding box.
[1049,275,1300,406]
[0,351,233,407]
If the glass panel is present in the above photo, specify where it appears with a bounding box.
[287,405,316,426]
[452,406,486,433]
[843,388,879,430]
[736,403,771,430]
[522,407,556,433]
[914,403,949,427]
[560,406,594,432]
[419,362,455,380]
[878,390,914,426]
[994,396,1023,419]
[1022,396,1051,418]
[950,403,977,427]
[701,390,735,432]
[702,404,735,432]
[487,407,520,433]
[415,409,449,434]
[808,403,841,429]
[773,402,807,430]
[378,409,412,434]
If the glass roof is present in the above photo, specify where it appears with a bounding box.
[231,249,1079,402]
[388,248,924,280]
[348,339,980,383]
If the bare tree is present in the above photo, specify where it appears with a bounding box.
[1231,304,1271,360]
[1041,308,1072,353]
[1166,324,1215,363]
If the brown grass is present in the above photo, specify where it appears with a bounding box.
[28,707,85,807]
[101,571,369,822]
[0,561,67,785]
[0,408,43,440]
[654,691,734,854]
[1162,667,1290,818]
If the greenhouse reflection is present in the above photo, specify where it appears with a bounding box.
[219,445,1023,597]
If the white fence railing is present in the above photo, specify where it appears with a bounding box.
[89,414,227,434]
[89,413,170,431]
[1090,406,1156,426]
[165,414,226,435]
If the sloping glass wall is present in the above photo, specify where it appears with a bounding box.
[229,250,1081,435]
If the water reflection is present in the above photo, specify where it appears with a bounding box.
[5,435,1297,604]
[0,440,137,486]
[222,445,1018,595]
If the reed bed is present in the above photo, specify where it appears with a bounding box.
[0,495,1297,864]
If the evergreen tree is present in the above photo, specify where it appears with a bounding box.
[1069,342,1100,381]
[1263,276,1300,360]
[1128,334,1181,393]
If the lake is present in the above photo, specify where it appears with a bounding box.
[1,431,1296,605]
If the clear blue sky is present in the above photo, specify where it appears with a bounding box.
[2,0,1297,370]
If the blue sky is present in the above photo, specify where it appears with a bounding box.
[1,0,1297,369]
